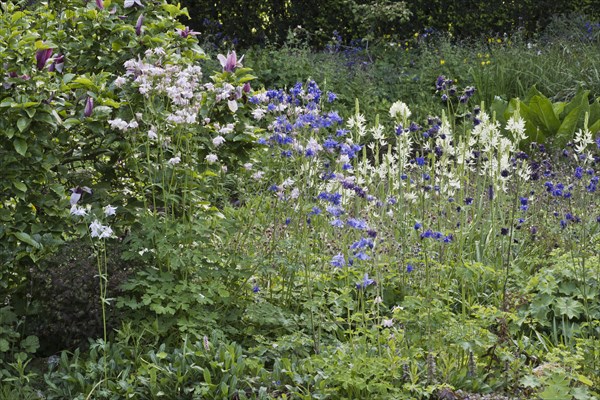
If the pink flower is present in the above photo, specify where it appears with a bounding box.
[217,51,243,73]
[176,26,199,38]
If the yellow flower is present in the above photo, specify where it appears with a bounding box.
[440,59,445,65]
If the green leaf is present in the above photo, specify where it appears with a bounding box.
[13,231,42,249]
[13,138,27,155]
[554,297,584,319]
[577,374,593,386]
[20,335,39,353]
[528,95,560,136]
[0,338,9,352]
[555,102,589,148]
[17,117,30,133]
[13,181,27,192]
[156,351,168,359]
[63,118,81,130]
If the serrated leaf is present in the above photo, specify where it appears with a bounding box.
[554,297,584,319]
[13,231,42,249]
[13,138,27,155]
[20,335,39,353]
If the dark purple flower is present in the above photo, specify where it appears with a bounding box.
[96,0,104,9]
[176,26,200,38]
[36,48,53,70]
[48,54,65,73]
[243,82,251,93]
[135,14,144,36]
[84,97,94,117]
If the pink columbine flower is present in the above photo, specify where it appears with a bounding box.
[217,51,243,73]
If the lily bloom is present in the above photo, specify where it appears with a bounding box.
[84,97,94,117]
[176,26,199,38]
[35,48,53,70]
[217,50,243,73]
[48,54,65,73]
[135,14,144,36]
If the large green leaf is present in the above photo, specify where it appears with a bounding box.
[555,99,589,148]
[13,231,42,249]
[528,95,560,136]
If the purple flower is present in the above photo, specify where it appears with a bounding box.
[330,218,344,228]
[36,48,53,70]
[331,253,345,268]
[96,0,104,9]
[176,26,200,38]
[84,97,94,117]
[135,14,144,36]
[48,54,65,73]
[347,218,368,230]
[243,82,251,93]
[217,51,244,73]
[356,273,375,289]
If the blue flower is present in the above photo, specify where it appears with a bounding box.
[575,166,583,179]
[285,218,291,225]
[327,91,337,102]
[347,218,368,230]
[355,251,370,261]
[331,253,345,268]
[560,219,567,229]
[406,264,413,273]
[350,237,374,250]
[416,157,425,166]
[323,138,338,150]
[252,285,260,293]
[420,229,433,239]
[356,273,375,289]
[330,218,344,228]
[414,222,422,230]
[326,205,344,217]
[310,207,321,215]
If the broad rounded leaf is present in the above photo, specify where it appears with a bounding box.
[13,138,28,155]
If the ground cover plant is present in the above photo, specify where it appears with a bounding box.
[1,0,600,399]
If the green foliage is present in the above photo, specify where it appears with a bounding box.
[41,335,273,399]
[493,86,600,148]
